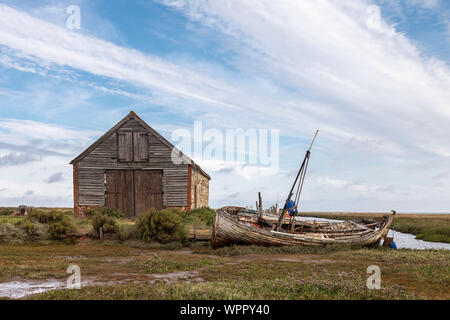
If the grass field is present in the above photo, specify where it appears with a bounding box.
[0,208,449,300]
[0,242,448,300]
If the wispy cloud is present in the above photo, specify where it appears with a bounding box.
[0,2,449,210]
[1,2,448,155]
[46,172,64,184]
[0,117,98,206]
[0,152,41,167]
[0,4,241,110]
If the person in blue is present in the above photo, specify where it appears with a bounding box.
[285,200,298,217]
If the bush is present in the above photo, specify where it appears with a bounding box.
[0,223,26,243]
[135,208,186,243]
[31,210,65,223]
[0,208,15,216]
[21,219,39,238]
[86,208,124,219]
[47,219,75,240]
[92,214,117,237]
[101,208,124,219]
[183,207,215,226]
[116,224,136,241]
[17,219,49,241]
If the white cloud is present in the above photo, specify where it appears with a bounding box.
[1,2,448,157]
[197,159,278,180]
[0,2,449,210]
[0,118,98,152]
[0,118,98,206]
[160,0,450,155]
[0,4,241,111]
[317,176,380,193]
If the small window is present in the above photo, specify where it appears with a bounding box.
[117,132,133,162]
[117,131,148,162]
[133,132,149,162]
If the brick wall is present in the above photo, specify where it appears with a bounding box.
[190,168,209,209]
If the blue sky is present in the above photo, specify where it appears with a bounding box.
[0,0,449,212]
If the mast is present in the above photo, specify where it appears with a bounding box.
[275,130,319,231]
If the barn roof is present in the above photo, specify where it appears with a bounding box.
[70,111,210,180]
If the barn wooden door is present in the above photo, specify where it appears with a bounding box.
[135,170,163,216]
[105,170,134,218]
[106,169,163,217]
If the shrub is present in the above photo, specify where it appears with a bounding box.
[92,214,117,236]
[184,207,216,226]
[0,208,15,216]
[21,219,39,238]
[135,208,186,243]
[18,219,48,241]
[116,224,136,241]
[0,223,26,243]
[86,208,124,218]
[31,210,65,223]
[47,219,75,240]
[101,208,124,219]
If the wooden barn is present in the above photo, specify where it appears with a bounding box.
[70,111,210,217]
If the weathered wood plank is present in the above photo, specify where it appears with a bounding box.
[76,116,191,208]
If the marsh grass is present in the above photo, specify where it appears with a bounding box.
[139,255,219,273]
[1,208,449,300]
[0,208,15,216]
[192,243,364,256]
[27,277,411,300]
[1,243,448,300]
[391,217,450,243]
[101,239,185,250]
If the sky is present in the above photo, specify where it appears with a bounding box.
[0,0,449,212]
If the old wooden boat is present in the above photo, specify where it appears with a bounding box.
[211,206,395,248]
[211,131,395,248]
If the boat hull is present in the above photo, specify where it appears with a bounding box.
[211,207,394,248]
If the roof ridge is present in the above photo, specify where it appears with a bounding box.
[69,111,210,179]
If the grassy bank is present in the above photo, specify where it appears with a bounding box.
[391,216,450,243]
[301,212,450,244]
[0,242,447,300]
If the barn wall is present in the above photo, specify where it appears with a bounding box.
[190,168,210,209]
[75,118,189,214]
